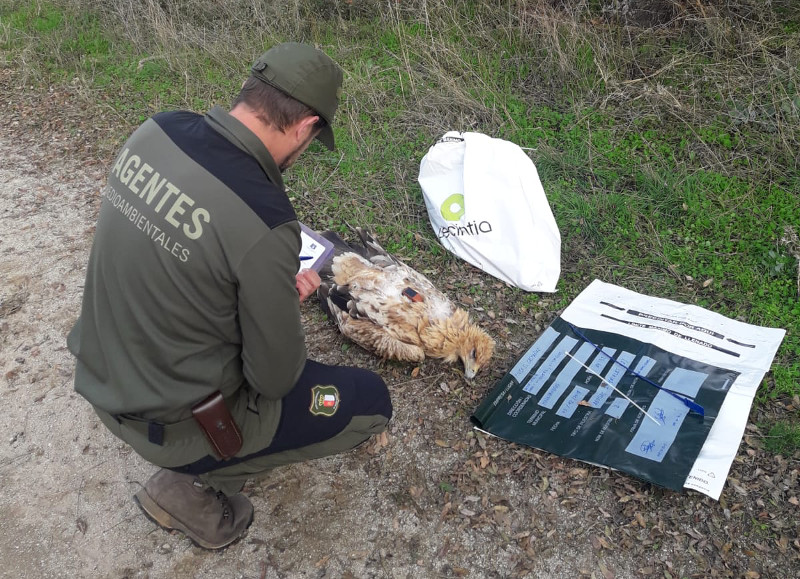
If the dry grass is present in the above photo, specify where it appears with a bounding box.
[11,0,793,185]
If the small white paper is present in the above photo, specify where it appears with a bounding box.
[299,223,334,272]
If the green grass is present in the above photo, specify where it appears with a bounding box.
[2,0,799,452]
[763,420,800,456]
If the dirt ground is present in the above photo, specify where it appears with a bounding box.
[1,72,798,579]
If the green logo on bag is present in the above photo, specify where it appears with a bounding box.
[436,193,493,240]
[310,385,340,417]
[440,193,465,221]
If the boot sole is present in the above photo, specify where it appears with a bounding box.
[133,489,253,550]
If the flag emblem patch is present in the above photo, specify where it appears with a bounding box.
[310,385,340,417]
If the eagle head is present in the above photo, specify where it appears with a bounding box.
[457,325,495,380]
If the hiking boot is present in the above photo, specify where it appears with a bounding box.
[133,469,254,550]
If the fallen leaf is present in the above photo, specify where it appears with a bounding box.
[598,559,614,579]
[598,536,613,550]
[722,542,732,553]
[685,528,704,540]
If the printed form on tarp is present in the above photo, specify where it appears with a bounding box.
[471,280,786,499]
[418,131,561,293]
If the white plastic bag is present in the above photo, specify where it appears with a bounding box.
[418,131,561,292]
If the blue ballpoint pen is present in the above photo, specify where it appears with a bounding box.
[565,321,705,417]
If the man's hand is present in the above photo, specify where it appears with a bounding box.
[296,269,321,302]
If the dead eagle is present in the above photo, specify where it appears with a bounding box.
[317,228,494,379]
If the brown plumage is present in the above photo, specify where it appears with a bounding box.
[317,228,494,379]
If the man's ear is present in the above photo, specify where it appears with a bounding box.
[294,115,320,141]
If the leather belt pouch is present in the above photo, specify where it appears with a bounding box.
[191,391,243,460]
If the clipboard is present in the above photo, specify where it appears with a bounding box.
[299,223,335,272]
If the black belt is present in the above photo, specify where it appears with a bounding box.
[99,391,244,446]
[98,408,201,445]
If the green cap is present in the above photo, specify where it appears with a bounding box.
[251,42,343,150]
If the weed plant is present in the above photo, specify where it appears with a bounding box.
[2,0,798,449]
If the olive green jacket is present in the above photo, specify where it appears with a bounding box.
[68,107,306,466]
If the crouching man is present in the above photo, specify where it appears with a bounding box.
[67,43,392,549]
